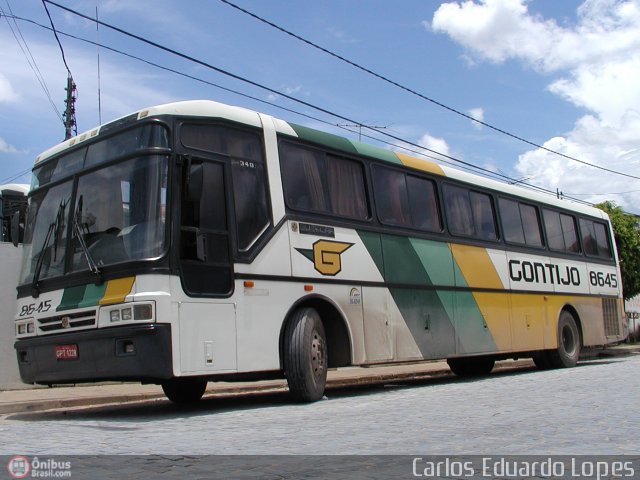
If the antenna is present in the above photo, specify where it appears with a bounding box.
[96,5,102,125]
[63,73,77,140]
[338,123,389,141]
[42,0,77,139]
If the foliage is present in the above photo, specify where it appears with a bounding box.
[595,201,640,300]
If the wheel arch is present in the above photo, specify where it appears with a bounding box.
[279,294,353,370]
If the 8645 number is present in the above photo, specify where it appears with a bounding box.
[18,300,52,317]
[589,271,618,289]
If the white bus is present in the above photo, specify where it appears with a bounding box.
[14,100,625,402]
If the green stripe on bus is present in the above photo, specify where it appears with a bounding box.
[358,229,498,356]
[57,285,87,311]
[289,123,358,153]
[350,142,401,164]
[56,283,107,311]
[77,283,108,309]
[455,291,498,354]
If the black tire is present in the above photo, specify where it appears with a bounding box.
[447,356,495,377]
[547,310,581,368]
[284,307,328,402]
[162,378,207,404]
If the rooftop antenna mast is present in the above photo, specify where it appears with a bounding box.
[63,74,77,140]
[96,5,102,125]
[42,0,77,140]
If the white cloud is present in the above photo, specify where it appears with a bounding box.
[467,107,484,130]
[419,133,451,157]
[0,73,19,103]
[0,137,18,153]
[431,0,640,212]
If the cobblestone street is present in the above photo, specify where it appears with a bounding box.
[1,354,638,456]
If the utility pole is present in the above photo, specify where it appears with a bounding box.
[63,73,77,140]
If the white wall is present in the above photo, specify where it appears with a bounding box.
[0,243,31,389]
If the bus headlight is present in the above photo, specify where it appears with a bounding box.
[16,319,36,337]
[101,302,155,327]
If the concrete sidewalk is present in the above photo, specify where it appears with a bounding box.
[1,345,637,415]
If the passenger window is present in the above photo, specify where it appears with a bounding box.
[499,198,543,247]
[579,218,612,259]
[443,184,474,236]
[469,191,497,241]
[373,167,441,232]
[443,184,496,240]
[280,142,368,220]
[544,209,580,253]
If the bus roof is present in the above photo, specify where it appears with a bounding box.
[35,99,608,221]
[0,184,29,196]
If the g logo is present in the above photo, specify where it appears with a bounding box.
[312,240,353,276]
[296,240,354,276]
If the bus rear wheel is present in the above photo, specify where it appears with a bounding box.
[447,356,495,377]
[284,307,328,402]
[546,310,581,368]
[162,378,207,404]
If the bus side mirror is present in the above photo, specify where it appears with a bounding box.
[186,164,203,202]
[10,210,21,247]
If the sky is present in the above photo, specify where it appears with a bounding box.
[1,0,639,213]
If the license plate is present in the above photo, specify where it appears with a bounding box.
[55,344,78,360]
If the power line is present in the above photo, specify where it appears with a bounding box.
[41,0,70,75]
[218,0,640,182]
[16,6,596,207]
[40,2,535,179]
[0,2,63,123]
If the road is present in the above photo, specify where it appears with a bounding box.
[1,354,639,456]
[1,355,639,479]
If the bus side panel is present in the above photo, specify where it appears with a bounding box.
[177,302,237,374]
[451,245,509,354]
[363,233,457,361]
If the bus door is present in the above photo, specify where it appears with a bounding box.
[177,157,237,374]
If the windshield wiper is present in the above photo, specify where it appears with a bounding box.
[31,200,67,297]
[72,195,102,282]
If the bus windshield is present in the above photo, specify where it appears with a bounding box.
[20,130,169,286]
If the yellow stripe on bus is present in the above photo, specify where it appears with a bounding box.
[395,152,445,176]
[99,277,136,305]
[450,244,504,289]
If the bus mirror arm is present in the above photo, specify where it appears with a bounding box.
[10,211,21,247]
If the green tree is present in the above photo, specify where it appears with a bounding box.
[595,201,640,300]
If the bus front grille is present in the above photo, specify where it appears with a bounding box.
[602,298,620,337]
[38,310,97,333]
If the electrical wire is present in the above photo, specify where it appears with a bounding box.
[7,9,595,206]
[0,3,63,123]
[217,0,640,182]
[40,0,70,75]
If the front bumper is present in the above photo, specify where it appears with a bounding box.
[14,324,173,385]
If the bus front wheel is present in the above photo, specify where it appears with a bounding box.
[162,378,207,404]
[547,311,581,368]
[284,307,328,402]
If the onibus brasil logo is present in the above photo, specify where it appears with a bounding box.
[296,240,353,276]
[7,456,72,478]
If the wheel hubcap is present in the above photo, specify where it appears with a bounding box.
[310,329,326,379]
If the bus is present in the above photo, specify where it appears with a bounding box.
[1,183,28,244]
[13,100,625,403]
